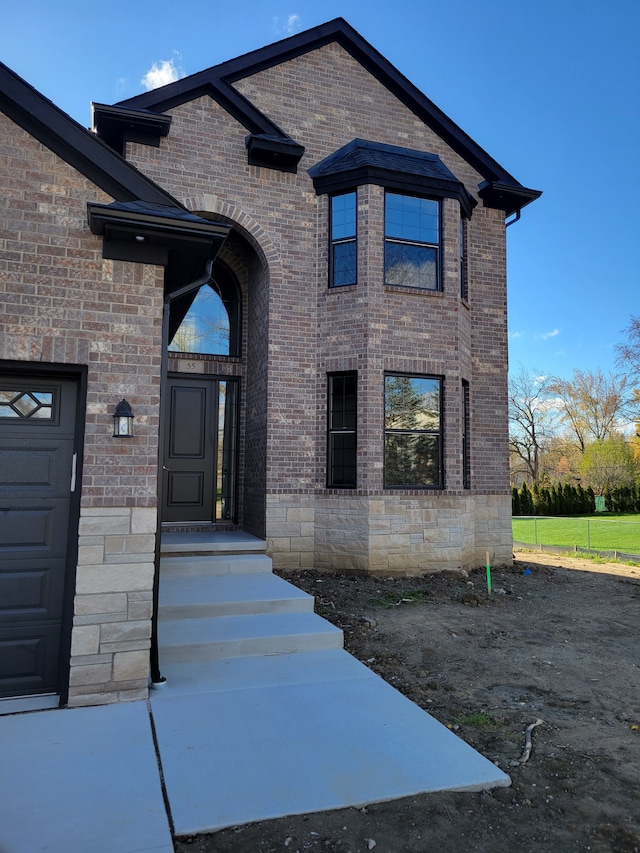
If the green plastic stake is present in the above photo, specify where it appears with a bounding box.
[486,551,492,595]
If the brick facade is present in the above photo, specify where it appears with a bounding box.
[0,113,164,704]
[0,20,539,706]
[124,40,515,572]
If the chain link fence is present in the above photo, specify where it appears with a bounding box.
[512,516,640,563]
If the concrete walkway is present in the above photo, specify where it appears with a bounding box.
[0,655,509,852]
[152,650,510,836]
[0,533,510,850]
[0,701,173,853]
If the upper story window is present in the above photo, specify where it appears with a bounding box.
[384,374,442,488]
[384,192,440,291]
[330,191,357,287]
[168,268,240,357]
[460,216,468,301]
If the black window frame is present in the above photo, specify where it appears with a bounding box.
[384,373,443,489]
[462,379,470,489]
[167,263,241,358]
[327,372,357,488]
[384,191,441,292]
[329,190,357,288]
[460,216,468,302]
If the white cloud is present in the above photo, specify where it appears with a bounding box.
[141,53,185,91]
[508,330,523,340]
[273,13,302,36]
[540,328,560,340]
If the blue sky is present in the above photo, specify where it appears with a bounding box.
[2,0,638,382]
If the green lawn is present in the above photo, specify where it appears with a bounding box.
[512,514,640,553]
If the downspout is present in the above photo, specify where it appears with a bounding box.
[505,209,521,228]
[150,260,215,687]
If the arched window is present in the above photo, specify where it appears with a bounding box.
[168,266,240,356]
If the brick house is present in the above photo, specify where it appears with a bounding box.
[0,19,539,709]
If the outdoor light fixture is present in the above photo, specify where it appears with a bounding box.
[113,398,134,437]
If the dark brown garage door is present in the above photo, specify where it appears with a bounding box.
[0,376,78,698]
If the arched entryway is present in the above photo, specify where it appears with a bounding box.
[161,261,241,525]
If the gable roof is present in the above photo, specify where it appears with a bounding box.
[0,61,178,206]
[112,18,540,215]
[0,62,230,290]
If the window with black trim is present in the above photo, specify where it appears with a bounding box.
[168,267,240,357]
[460,216,468,301]
[384,374,442,487]
[328,372,357,487]
[462,379,470,489]
[384,192,440,290]
[330,191,357,287]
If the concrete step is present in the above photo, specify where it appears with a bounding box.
[152,650,374,699]
[161,531,267,555]
[160,553,273,577]
[158,572,314,619]
[158,611,343,663]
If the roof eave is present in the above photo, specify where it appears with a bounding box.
[0,62,182,207]
[91,103,172,155]
[478,180,542,217]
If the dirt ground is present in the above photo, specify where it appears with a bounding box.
[175,551,640,853]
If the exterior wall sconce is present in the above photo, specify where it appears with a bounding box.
[113,398,134,437]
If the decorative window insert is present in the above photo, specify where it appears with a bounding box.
[384,193,440,290]
[0,389,54,420]
[327,373,357,487]
[460,216,468,301]
[462,379,470,489]
[330,192,357,287]
[384,374,442,488]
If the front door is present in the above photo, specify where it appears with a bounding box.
[161,375,237,523]
[0,375,79,699]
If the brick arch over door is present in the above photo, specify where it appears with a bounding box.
[184,194,283,282]
[185,195,281,538]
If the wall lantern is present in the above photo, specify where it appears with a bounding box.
[113,398,134,437]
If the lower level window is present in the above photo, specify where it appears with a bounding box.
[384,374,442,487]
[328,373,357,487]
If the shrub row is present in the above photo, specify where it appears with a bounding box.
[512,482,640,515]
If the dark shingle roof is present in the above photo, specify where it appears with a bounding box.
[308,139,477,217]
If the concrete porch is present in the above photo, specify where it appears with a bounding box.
[152,531,510,835]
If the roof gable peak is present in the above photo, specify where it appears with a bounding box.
[113,19,541,214]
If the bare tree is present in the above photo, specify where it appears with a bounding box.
[548,369,629,453]
[509,366,557,485]
[616,315,640,383]
[616,317,640,434]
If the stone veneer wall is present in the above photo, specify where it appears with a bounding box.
[69,508,156,706]
[267,494,513,575]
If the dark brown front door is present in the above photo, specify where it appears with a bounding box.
[161,376,237,523]
[0,376,78,698]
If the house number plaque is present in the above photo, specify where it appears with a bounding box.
[177,359,205,374]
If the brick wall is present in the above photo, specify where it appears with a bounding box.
[0,112,165,703]
[125,40,514,572]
